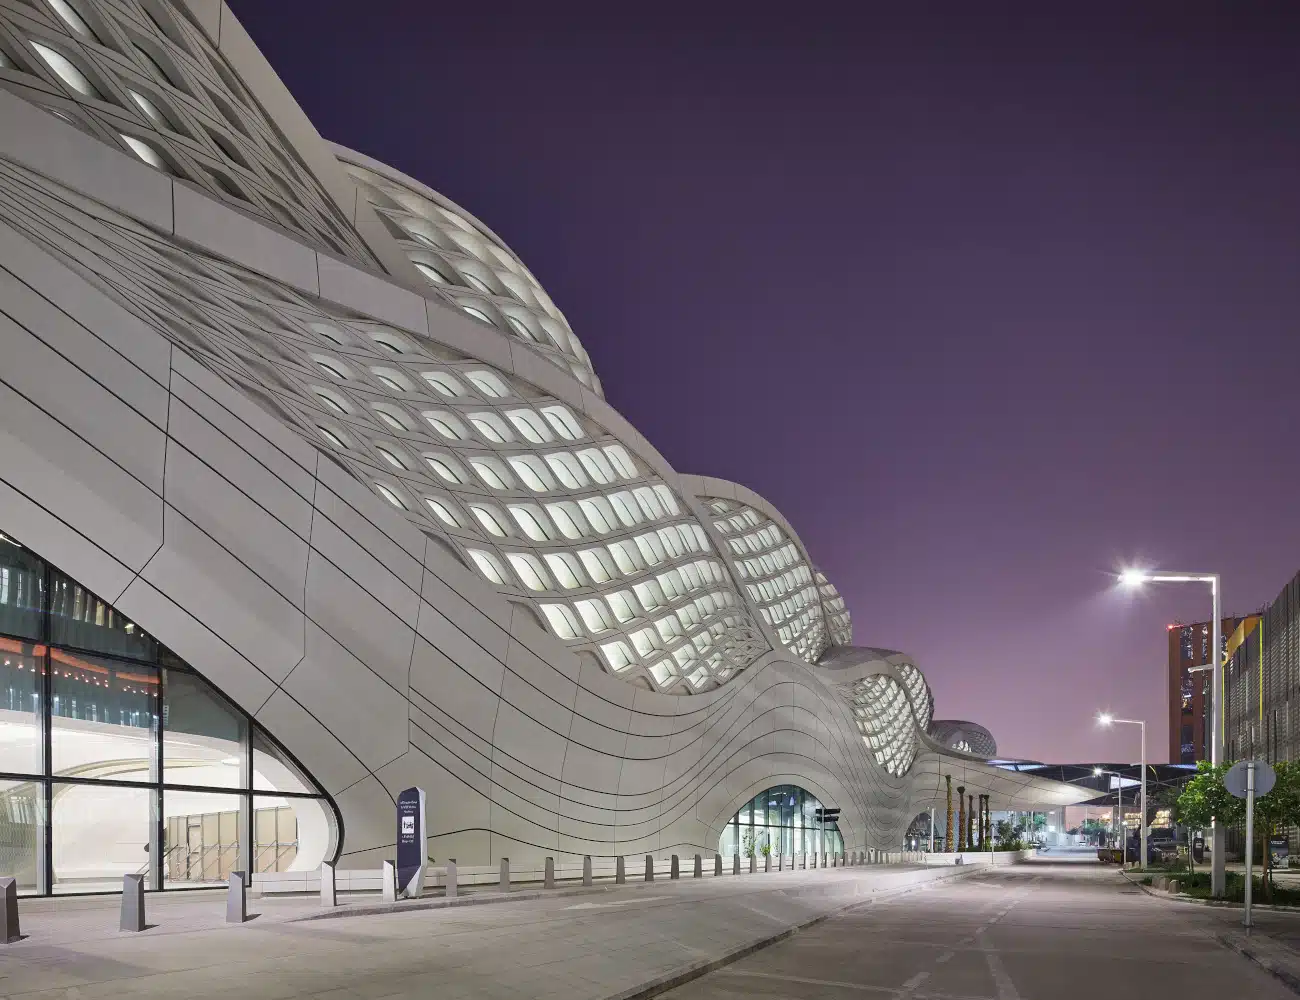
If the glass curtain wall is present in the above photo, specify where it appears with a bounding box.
[0,532,339,894]
[717,785,844,858]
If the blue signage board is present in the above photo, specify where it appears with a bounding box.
[396,786,426,898]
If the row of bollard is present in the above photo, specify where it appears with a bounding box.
[0,844,895,941]
[0,869,254,944]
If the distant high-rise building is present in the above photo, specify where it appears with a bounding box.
[1167,616,1247,764]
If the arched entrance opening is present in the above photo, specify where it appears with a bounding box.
[718,784,843,858]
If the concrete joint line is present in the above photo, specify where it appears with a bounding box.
[976,929,1021,1000]
[602,867,981,1000]
[1214,933,1300,996]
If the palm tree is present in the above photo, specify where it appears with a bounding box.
[945,775,954,852]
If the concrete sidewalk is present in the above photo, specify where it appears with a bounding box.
[0,862,976,999]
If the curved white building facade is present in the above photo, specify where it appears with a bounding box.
[0,1,1087,893]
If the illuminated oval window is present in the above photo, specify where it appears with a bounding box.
[460,304,495,326]
[31,42,98,98]
[422,371,464,397]
[128,90,169,129]
[415,261,449,285]
[461,271,494,295]
[465,371,509,397]
[423,497,460,527]
[374,482,407,509]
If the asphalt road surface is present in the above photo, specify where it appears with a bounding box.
[661,852,1293,1000]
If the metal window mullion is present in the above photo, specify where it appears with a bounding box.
[41,559,52,897]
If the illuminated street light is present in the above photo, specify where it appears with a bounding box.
[1114,566,1223,896]
[1099,714,1147,870]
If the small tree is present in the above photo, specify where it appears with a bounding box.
[1177,761,1245,878]
[1248,760,1300,900]
[742,831,757,858]
[995,819,1014,845]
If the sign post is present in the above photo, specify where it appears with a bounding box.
[1225,760,1276,930]
[396,786,427,899]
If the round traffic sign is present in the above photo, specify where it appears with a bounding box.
[1225,760,1276,799]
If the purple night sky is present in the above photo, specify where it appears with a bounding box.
[230,1,1300,765]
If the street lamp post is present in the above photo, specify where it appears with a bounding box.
[1094,767,1124,861]
[1099,715,1147,868]
[1118,569,1223,896]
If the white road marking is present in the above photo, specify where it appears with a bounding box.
[720,968,995,998]
[977,931,1021,1000]
[562,895,671,910]
[902,970,931,989]
[936,950,955,963]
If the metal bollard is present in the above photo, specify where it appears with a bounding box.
[802,851,808,869]
[616,856,626,884]
[583,856,592,886]
[382,861,398,903]
[1,877,19,943]
[749,854,757,874]
[226,870,247,923]
[446,860,458,898]
[778,853,784,871]
[544,857,555,889]
[671,855,680,879]
[500,858,510,892]
[832,854,838,868]
[714,853,723,876]
[120,873,145,932]
[320,862,337,907]
[765,853,771,873]
[733,853,741,875]
[645,855,654,882]
[695,854,703,878]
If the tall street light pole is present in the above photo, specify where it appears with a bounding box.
[1094,767,1123,860]
[1118,569,1223,896]
[1099,714,1147,867]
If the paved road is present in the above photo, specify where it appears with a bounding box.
[661,856,1294,1000]
[0,863,960,999]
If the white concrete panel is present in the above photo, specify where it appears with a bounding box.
[305,516,420,630]
[424,298,515,374]
[142,504,305,681]
[507,604,583,683]
[254,687,368,796]
[559,739,622,796]
[165,396,314,540]
[312,460,425,581]
[171,181,319,292]
[178,0,222,39]
[282,621,409,772]
[409,630,501,725]
[0,310,167,493]
[418,560,513,646]
[169,351,318,483]
[0,262,169,428]
[113,575,276,711]
[489,700,566,783]
[0,89,173,231]
[503,635,577,716]
[316,253,429,334]
[498,669,573,745]
[412,596,507,691]
[0,220,172,386]
[329,774,397,856]
[0,377,163,576]
[162,437,310,607]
